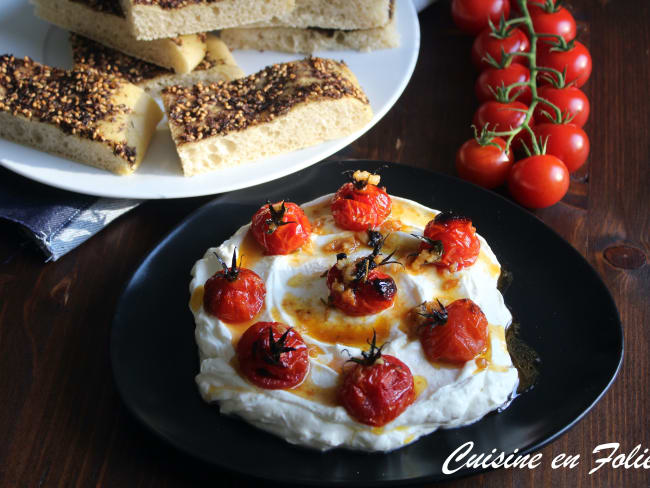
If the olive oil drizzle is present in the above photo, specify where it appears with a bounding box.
[498,268,541,394]
[505,320,540,394]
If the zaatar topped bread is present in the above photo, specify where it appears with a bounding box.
[247,0,394,30]
[220,13,399,54]
[31,0,207,73]
[71,33,244,97]
[0,55,162,175]
[117,0,295,40]
[161,57,373,176]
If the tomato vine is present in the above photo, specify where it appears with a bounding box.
[488,0,568,155]
[452,0,592,208]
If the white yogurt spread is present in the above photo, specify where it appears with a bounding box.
[190,194,519,452]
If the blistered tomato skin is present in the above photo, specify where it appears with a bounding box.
[339,354,415,427]
[422,213,481,271]
[331,182,392,231]
[237,322,309,390]
[419,299,489,364]
[203,267,266,323]
[327,266,396,317]
[251,201,312,255]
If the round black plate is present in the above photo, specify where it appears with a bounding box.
[111,160,623,486]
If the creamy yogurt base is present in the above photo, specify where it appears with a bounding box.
[190,194,519,452]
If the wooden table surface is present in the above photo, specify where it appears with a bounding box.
[1,1,648,486]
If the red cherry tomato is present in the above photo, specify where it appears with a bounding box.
[419,299,489,364]
[475,63,532,104]
[507,154,569,208]
[534,85,590,127]
[473,100,528,133]
[237,322,309,389]
[327,261,396,316]
[331,175,392,231]
[529,3,576,45]
[203,251,266,323]
[456,136,513,189]
[473,100,531,148]
[471,27,530,70]
[533,123,589,172]
[538,41,592,88]
[421,212,481,271]
[251,201,312,255]
[339,336,414,426]
[451,0,511,35]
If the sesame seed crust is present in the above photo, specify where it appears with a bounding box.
[71,34,220,85]
[162,57,369,144]
[71,34,170,84]
[71,0,124,17]
[0,55,137,165]
[131,0,225,9]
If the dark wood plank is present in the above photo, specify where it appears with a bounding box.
[0,0,648,486]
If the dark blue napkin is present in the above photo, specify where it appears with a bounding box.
[0,168,140,261]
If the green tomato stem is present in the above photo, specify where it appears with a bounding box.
[484,0,559,156]
[504,16,528,27]
[471,0,571,156]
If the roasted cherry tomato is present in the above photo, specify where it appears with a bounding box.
[451,0,511,35]
[237,321,309,389]
[338,332,414,426]
[251,200,312,255]
[507,154,569,208]
[533,123,589,172]
[534,85,590,127]
[417,299,488,364]
[331,170,392,231]
[475,63,532,105]
[327,243,398,316]
[471,27,530,70]
[529,1,576,45]
[416,212,481,272]
[456,135,513,189]
[538,40,592,88]
[203,249,266,323]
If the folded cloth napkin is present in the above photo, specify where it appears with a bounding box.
[0,168,140,261]
[0,0,434,262]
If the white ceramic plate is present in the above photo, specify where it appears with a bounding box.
[0,0,420,199]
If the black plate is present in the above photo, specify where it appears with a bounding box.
[111,160,623,486]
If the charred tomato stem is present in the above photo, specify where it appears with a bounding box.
[213,248,242,282]
[264,200,297,234]
[346,330,387,366]
[417,299,449,330]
